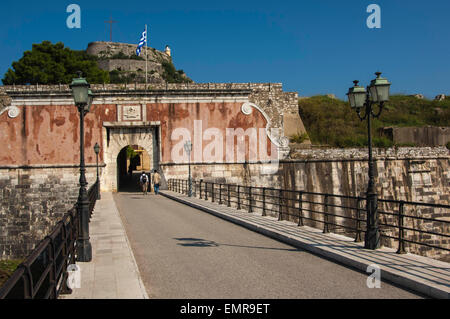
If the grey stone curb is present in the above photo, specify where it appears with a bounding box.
[161,191,449,299]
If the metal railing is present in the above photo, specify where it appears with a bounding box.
[168,179,450,255]
[0,181,99,299]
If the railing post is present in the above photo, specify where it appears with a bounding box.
[211,183,215,203]
[298,191,304,226]
[262,187,266,216]
[193,180,197,198]
[227,184,231,207]
[46,238,57,298]
[205,183,208,201]
[278,189,282,221]
[248,186,253,213]
[59,223,73,295]
[219,184,223,205]
[23,265,33,299]
[397,201,406,254]
[237,185,241,210]
[323,195,330,233]
[199,180,203,199]
[355,197,363,242]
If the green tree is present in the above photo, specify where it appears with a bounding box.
[2,41,109,85]
[161,61,192,83]
[126,146,139,160]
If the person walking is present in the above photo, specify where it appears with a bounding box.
[139,171,149,195]
[153,170,161,195]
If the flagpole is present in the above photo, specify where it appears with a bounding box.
[145,24,148,85]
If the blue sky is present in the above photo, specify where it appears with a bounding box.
[0,0,449,99]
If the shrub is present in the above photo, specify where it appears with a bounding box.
[290,133,310,143]
[298,94,450,148]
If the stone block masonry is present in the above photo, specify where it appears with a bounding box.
[0,166,100,260]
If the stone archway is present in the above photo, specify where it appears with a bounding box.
[102,124,160,192]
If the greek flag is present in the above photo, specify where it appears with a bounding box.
[136,29,147,56]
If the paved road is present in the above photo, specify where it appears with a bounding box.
[113,192,422,299]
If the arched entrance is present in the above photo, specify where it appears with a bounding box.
[102,124,160,192]
[116,145,152,192]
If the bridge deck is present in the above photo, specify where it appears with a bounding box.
[161,190,450,299]
[61,190,449,299]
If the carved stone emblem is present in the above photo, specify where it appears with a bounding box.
[123,105,141,121]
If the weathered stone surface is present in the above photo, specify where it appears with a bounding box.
[0,167,99,259]
[0,89,11,108]
[380,127,450,147]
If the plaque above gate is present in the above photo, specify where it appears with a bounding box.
[123,105,141,121]
[117,104,146,122]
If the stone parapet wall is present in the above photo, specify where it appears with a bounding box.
[161,147,450,261]
[289,146,450,160]
[2,82,285,93]
[0,166,100,259]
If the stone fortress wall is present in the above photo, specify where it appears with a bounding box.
[1,82,304,137]
[0,166,99,259]
[86,42,182,83]
[0,83,304,259]
[86,41,171,62]
[162,146,450,261]
[1,83,448,261]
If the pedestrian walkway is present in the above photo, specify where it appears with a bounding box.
[60,192,148,299]
[160,190,450,299]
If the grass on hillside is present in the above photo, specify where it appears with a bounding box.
[0,260,23,288]
[298,95,450,148]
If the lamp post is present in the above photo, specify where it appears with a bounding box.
[184,141,193,197]
[70,72,94,262]
[94,143,101,200]
[347,72,391,250]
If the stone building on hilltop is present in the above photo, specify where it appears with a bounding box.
[87,41,191,83]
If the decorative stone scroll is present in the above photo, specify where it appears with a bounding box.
[0,105,20,119]
[241,102,290,159]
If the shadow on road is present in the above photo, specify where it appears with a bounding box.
[173,237,304,252]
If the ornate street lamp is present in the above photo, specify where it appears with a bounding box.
[70,72,94,262]
[94,143,101,200]
[184,141,193,197]
[347,72,391,250]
